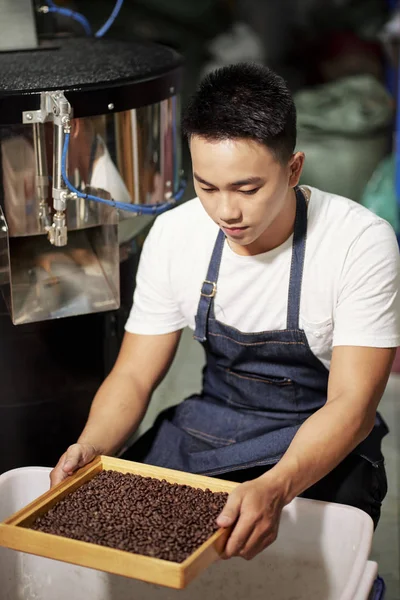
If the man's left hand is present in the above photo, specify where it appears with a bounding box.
[216,474,286,560]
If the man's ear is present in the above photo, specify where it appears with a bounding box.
[288,152,305,187]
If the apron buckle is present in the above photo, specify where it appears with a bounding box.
[201,280,217,298]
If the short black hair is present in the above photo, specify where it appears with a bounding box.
[182,63,296,164]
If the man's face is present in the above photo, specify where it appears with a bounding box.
[190,136,303,253]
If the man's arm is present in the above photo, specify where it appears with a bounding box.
[218,345,395,559]
[270,345,395,501]
[50,329,182,485]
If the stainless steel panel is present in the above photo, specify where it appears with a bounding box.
[7,200,119,325]
[0,96,182,239]
[115,97,181,206]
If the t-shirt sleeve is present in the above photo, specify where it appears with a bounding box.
[333,220,400,348]
[125,216,188,335]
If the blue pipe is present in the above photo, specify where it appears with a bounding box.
[44,0,125,38]
[61,133,185,216]
[45,1,92,36]
[95,0,124,37]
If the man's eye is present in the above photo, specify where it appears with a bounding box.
[200,188,216,193]
[240,188,259,195]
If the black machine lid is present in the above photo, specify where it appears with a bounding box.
[0,38,183,125]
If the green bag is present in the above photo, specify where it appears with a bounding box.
[295,75,393,203]
[361,155,399,232]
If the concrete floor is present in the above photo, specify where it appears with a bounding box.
[140,329,400,600]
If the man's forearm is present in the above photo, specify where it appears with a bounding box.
[266,395,376,505]
[77,370,150,456]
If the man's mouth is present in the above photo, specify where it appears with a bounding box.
[221,225,249,237]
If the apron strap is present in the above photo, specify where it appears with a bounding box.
[286,187,308,330]
[193,228,225,342]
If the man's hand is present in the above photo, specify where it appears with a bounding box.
[50,443,98,488]
[216,473,285,560]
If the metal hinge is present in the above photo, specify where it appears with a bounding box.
[22,91,72,126]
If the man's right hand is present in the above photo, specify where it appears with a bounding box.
[50,443,98,488]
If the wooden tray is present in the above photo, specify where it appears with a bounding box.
[0,456,238,589]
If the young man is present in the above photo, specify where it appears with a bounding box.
[51,64,400,561]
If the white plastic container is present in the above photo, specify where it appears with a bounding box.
[0,467,378,600]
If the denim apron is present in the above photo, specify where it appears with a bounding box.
[130,187,388,477]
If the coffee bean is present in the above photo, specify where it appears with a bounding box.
[30,471,228,563]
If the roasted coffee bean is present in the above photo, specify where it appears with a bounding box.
[30,470,228,563]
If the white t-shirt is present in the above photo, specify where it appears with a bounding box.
[126,186,400,369]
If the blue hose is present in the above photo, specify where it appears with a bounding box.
[45,1,92,36]
[44,0,124,38]
[95,0,124,37]
[61,133,185,215]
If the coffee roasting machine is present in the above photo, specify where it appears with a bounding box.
[0,0,184,473]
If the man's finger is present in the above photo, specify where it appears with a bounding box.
[50,468,70,487]
[240,539,267,561]
[50,444,97,488]
[49,454,69,487]
[62,444,85,473]
[216,489,242,528]
[223,514,256,559]
[239,526,276,560]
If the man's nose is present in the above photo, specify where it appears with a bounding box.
[217,192,242,223]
